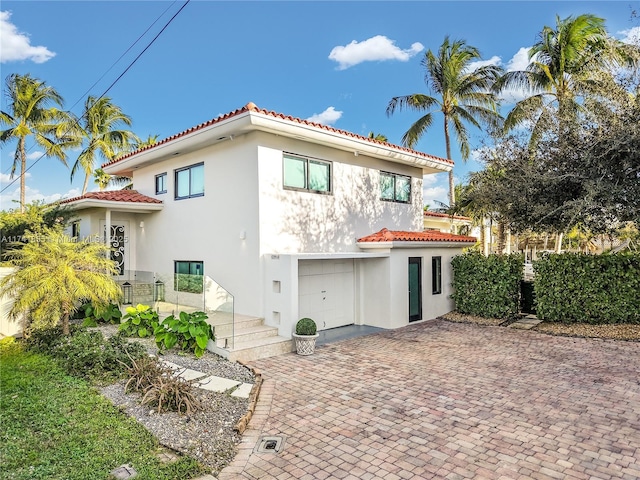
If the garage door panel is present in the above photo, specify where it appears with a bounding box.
[298,259,354,331]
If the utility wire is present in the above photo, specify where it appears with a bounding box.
[2,1,178,177]
[1,0,190,196]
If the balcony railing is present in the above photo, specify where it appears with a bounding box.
[117,270,235,349]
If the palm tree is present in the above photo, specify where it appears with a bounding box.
[0,74,78,212]
[71,96,138,195]
[0,228,122,335]
[496,14,637,145]
[367,131,388,142]
[387,36,502,205]
[93,168,132,190]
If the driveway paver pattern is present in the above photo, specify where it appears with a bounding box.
[219,320,640,479]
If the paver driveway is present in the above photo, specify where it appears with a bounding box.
[219,320,640,479]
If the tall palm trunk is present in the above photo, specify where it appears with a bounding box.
[444,116,455,206]
[19,137,26,213]
[497,220,506,254]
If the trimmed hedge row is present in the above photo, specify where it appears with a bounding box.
[534,253,640,324]
[451,252,523,319]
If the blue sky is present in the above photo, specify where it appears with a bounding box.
[1,1,639,210]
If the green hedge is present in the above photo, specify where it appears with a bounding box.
[451,253,523,319]
[534,253,640,324]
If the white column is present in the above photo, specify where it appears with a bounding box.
[105,209,111,248]
[483,219,491,256]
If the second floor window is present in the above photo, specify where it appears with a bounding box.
[175,163,204,199]
[155,173,167,194]
[380,171,411,203]
[283,154,331,194]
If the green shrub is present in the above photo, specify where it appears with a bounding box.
[534,253,640,324]
[154,311,213,358]
[119,304,159,338]
[0,336,22,356]
[296,317,317,335]
[451,252,524,319]
[53,330,146,382]
[25,327,146,382]
[81,302,122,327]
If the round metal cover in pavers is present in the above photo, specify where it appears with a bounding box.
[254,435,285,453]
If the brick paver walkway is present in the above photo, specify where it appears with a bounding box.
[219,320,640,479]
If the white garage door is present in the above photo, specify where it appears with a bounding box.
[298,259,355,330]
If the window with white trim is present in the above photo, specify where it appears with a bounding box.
[380,171,411,203]
[283,154,331,194]
[175,163,204,199]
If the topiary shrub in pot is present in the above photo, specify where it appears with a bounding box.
[293,317,319,355]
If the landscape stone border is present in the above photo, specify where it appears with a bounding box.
[234,361,263,434]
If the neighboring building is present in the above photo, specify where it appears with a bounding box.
[59,102,475,360]
[424,210,473,235]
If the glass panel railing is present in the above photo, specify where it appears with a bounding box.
[116,271,235,350]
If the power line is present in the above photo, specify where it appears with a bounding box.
[0,0,191,197]
[2,2,178,178]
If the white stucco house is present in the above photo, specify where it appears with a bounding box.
[424,211,473,235]
[60,102,475,360]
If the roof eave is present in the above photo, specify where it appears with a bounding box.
[64,198,164,212]
[104,109,452,176]
[358,240,476,249]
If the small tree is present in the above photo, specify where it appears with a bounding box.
[0,228,122,335]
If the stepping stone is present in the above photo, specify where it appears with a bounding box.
[509,318,543,330]
[196,375,240,392]
[231,383,253,398]
[111,464,137,479]
[160,361,207,381]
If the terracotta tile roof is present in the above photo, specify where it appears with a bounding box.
[357,228,476,243]
[103,102,453,168]
[424,211,472,221]
[60,190,163,205]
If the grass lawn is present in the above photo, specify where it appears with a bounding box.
[0,341,205,480]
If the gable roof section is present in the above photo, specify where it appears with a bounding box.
[357,228,476,248]
[103,102,453,176]
[59,190,163,212]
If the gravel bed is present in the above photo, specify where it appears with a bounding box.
[92,324,256,474]
[439,311,506,326]
[439,312,640,341]
[533,322,640,341]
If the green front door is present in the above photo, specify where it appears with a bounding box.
[408,257,422,322]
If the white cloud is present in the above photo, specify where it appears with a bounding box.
[467,55,502,72]
[0,11,56,63]
[0,171,31,183]
[506,47,532,72]
[618,26,640,45]
[307,106,343,125]
[0,185,80,210]
[329,35,424,70]
[423,185,449,208]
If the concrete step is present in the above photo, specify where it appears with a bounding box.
[206,313,293,362]
[216,325,278,345]
[226,335,294,363]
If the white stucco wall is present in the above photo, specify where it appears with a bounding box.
[0,267,26,337]
[256,133,424,255]
[130,135,263,317]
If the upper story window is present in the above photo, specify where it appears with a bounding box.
[175,163,204,200]
[380,171,411,203]
[283,154,331,194]
[155,173,167,194]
